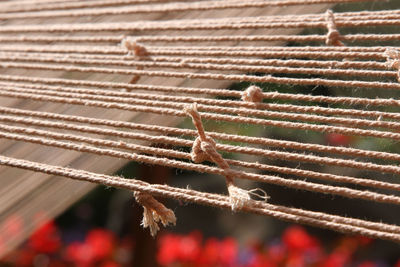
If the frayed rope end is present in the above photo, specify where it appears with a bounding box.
[228,185,270,212]
[134,191,176,237]
[228,184,251,211]
[241,85,264,103]
[121,36,148,57]
[384,48,400,82]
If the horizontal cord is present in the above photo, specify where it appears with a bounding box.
[4,84,400,133]
[0,74,399,108]
[0,52,394,79]
[1,114,400,192]
[0,44,387,59]
[0,0,169,13]
[2,86,400,141]
[2,62,400,92]
[1,106,399,164]
[1,154,400,242]
[0,17,398,33]
[0,0,374,20]
[6,79,400,121]
[1,128,400,205]
[0,33,399,44]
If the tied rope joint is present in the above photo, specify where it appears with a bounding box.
[134,191,176,237]
[241,85,264,104]
[121,36,149,85]
[325,9,344,47]
[385,48,400,82]
[184,103,269,211]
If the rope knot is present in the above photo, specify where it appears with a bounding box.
[121,36,149,86]
[385,48,400,82]
[325,10,344,46]
[191,136,216,163]
[241,85,264,103]
[184,103,267,211]
[134,191,176,237]
[121,37,148,57]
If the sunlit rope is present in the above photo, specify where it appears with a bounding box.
[0,0,400,240]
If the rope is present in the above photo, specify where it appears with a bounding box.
[1,154,400,242]
[6,80,400,122]
[2,128,400,205]
[0,15,399,33]
[0,33,398,44]
[0,74,398,108]
[0,0,399,241]
[0,52,395,79]
[5,83,400,131]
[3,62,400,92]
[0,0,373,20]
[4,112,400,192]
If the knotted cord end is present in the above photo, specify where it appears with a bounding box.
[185,102,268,212]
[134,191,176,237]
[241,85,264,103]
[121,36,149,86]
[227,183,251,211]
[325,9,344,47]
[385,48,400,82]
[121,36,148,57]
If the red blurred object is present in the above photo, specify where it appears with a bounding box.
[15,249,36,267]
[86,228,115,261]
[266,243,286,264]
[177,231,202,263]
[282,226,316,252]
[157,233,182,265]
[198,238,220,266]
[326,133,352,147]
[320,252,349,267]
[100,260,121,267]
[64,229,115,266]
[219,238,238,266]
[28,220,61,254]
[2,214,23,239]
[65,242,95,267]
[248,253,275,267]
[286,251,305,267]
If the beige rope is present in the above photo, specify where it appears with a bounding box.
[3,85,400,143]
[385,48,400,82]
[6,83,400,132]
[6,80,400,121]
[0,44,387,59]
[0,0,398,241]
[0,52,394,79]
[133,191,176,237]
[2,127,400,205]
[1,154,400,242]
[0,0,373,20]
[2,106,400,165]
[184,103,255,211]
[0,33,398,44]
[0,16,399,33]
[0,0,169,13]
[4,62,400,92]
[0,74,398,108]
[4,114,400,192]
[325,9,345,46]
